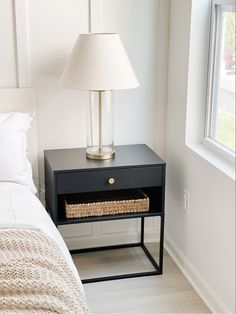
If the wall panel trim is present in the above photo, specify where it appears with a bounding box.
[90,0,103,33]
[13,0,31,87]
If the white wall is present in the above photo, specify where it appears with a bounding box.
[0,0,169,247]
[165,0,235,313]
[3,0,234,312]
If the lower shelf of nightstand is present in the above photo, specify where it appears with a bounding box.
[70,242,162,284]
[68,215,165,283]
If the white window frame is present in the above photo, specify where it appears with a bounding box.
[204,0,235,164]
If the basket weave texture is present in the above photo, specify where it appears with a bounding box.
[65,189,149,219]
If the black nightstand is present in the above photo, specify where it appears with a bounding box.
[44,144,166,283]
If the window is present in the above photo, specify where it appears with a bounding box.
[205,0,235,158]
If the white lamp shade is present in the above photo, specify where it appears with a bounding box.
[61,33,139,91]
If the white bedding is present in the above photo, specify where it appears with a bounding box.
[0,182,83,289]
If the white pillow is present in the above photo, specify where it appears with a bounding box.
[0,112,36,194]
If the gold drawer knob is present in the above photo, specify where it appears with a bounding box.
[108,177,115,185]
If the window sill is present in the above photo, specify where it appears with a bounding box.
[186,141,235,181]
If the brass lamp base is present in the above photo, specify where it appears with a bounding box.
[86,146,115,160]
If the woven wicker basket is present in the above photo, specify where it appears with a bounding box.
[65,189,149,219]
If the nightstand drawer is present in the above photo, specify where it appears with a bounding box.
[56,166,163,194]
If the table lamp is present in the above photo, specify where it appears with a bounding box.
[61,33,139,160]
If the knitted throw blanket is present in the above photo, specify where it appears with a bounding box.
[0,229,89,314]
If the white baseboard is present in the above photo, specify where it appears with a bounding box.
[164,233,232,314]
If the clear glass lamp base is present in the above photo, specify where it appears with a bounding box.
[86,146,115,160]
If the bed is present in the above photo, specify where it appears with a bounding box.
[0,89,89,314]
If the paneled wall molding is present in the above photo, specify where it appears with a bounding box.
[89,0,104,33]
[154,0,170,158]
[13,0,31,87]
[62,228,159,251]
[88,0,91,32]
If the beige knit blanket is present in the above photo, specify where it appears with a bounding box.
[0,229,89,314]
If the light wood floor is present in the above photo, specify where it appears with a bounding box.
[72,244,211,314]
